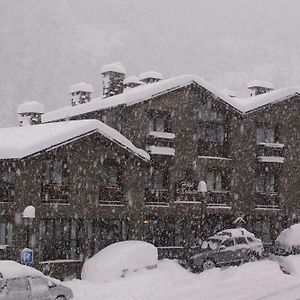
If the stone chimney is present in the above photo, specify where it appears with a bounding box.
[124,75,143,89]
[69,82,94,106]
[17,101,45,126]
[139,71,162,84]
[101,62,126,98]
[247,80,274,96]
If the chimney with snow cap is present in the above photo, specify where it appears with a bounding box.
[101,62,126,98]
[247,80,274,96]
[17,101,45,126]
[139,71,162,84]
[69,82,94,106]
[124,75,143,89]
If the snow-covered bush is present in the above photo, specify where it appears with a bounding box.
[81,241,158,283]
[275,224,300,252]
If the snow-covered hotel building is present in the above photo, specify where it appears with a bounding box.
[0,62,299,277]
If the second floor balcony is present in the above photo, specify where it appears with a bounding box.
[255,192,279,209]
[206,190,230,207]
[256,143,284,163]
[42,183,69,203]
[144,188,169,205]
[99,186,123,205]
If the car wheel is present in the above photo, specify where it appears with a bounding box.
[248,252,258,262]
[56,296,67,300]
[202,259,216,271]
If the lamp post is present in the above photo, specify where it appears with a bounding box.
[22,206,35,251]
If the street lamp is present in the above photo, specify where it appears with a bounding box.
[22,206,35,247]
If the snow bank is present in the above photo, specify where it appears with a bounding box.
[273,255,300,275]
[0,260,43,279]
[81,241,158,283]
[276,224,300,250]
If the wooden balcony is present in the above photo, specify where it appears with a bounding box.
[99,186,123,205]
[144,188,169,205]
[42,183,69,203]
[256,143,284,163]
[206,190,230,206]
[255,192,279,209]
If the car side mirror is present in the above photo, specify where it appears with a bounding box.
[219,245,226,251]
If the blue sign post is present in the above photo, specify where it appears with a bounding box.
[21,248,33,265]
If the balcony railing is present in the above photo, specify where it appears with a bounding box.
[42,183,69,203]
[206,190,230,206]
[255,192,279,209]
[99,186,123,205]
[144,188,169,205]
[256,143,284,163]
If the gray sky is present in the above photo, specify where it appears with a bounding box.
[1,0,300,126]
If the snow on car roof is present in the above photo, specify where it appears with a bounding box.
[0,120,150,161]
[42,75,300,123]
[0,261,43,279]
[216,228,255,238]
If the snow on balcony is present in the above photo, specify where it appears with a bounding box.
[146,146,175,156]
[258,142,285,148]
[257,156,285,163]
[148,131,175,139]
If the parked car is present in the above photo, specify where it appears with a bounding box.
[0,260,73,300]
[188,228,264,272]
[273,224,300,256]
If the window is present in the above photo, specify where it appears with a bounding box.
[41,159,69,203]
[247,237,254,243]
[99,161,123,203]
[198,102,227,156]
[256,172,277,193]
[148,111,170,132]
[0,168,15,202]
[221,239,234,247]
[0,223,12,245]
[100,165,119,187]
[145,167,169,190]
[206,170,229,191]
[7,278,29,294]
[256,127,277,144]
[235,237,247,245]
[39,219,77,260]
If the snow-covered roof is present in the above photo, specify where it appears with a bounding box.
[247,80,274,89]
[101,62,126,74]
[124,76,142,85]
[0,261,43,279]
[0,120,149,161]
[222,88,237,97]
[17,101,45,114]
[69,82,94,94]
[216,228,255,238]
[42,75,300,123]
[139,71,162,80]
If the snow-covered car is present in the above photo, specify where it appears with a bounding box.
[81,240,158,283]
[188,228,263,272]
[274,223,300,256]
[0,260,73,300]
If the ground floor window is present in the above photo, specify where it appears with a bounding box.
[90,219,127,255]
[0,222,12,245]
[39,219,77,261]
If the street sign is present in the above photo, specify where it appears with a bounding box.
[21,248,33,265]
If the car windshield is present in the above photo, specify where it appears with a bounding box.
[201,238,222,251]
